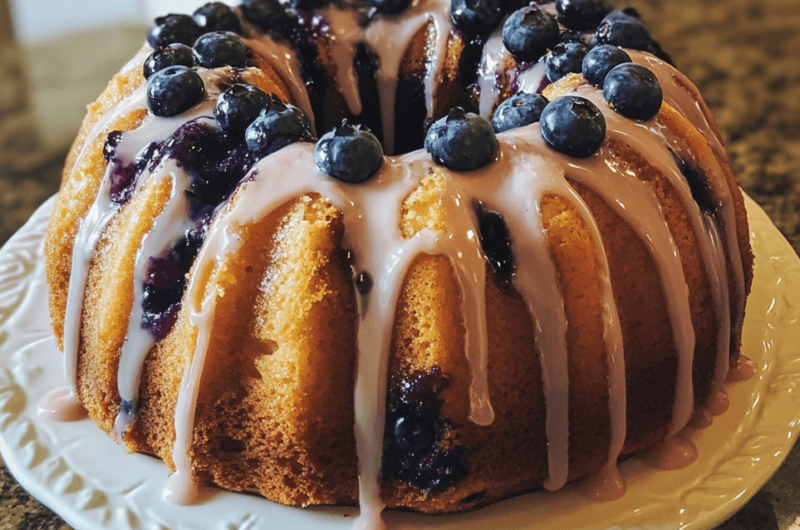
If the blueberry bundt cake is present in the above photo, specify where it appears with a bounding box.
[42,0,753,526]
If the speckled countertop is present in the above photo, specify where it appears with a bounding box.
[1,0,799,528]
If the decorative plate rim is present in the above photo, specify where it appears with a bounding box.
[0,194,799,530]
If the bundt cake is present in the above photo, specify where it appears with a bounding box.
[41,0,754,526]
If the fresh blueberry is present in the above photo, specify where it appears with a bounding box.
[245,97,313,158]
[147,14,202,48]
[491,92,548,133]
[286,0,332,10]
[475,205,514,283]
[193,31,248,69]
[215,84,271,137]
[545,41,590,83]
[501,7,559,63]
[146,66,206,117]
[581,44,631,87]
[540,96,606,157]
[555,0,613,31]
[596,10,651,50]
[315,120,384,184]
[371,0,413,16]
[603,63,663,121]
[425,107,497,171]
[143,44,195,80]
[451,0,504,35]
[240,0,293,37]
[193,2,242,34]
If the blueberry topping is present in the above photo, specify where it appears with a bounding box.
[596,10,651,50]
[555,0,613,31]
[475,204,514,283]
[540,96,606,157]
[286,0,332,10]
[581,44,631,87]
[451,0,504,35]
[425,107,497,171]
[193,31,248,69]
[355,271,373,295]
[603,63,663,121]
[215,84,270,137]
[193,2,242,34]
[146,66,205,118]
[147,14,202,48]
[240,0,293,37]
[501,7,559,63]
[143,44,195,80]
[315,120,384,184]
[491,93,548,133]
[103,131,124,162]
[245,96,313,158]
[545,41,590,83]
[371,0,413,16]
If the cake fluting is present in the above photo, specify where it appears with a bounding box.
[41,0,753,527]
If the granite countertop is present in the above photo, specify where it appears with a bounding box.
[1,0,799,528]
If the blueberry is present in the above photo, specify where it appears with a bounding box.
[372,0,413,16]
[286,0,332,10]
[491,92,548,133]
[143,44,195,80]
[215,84,270,137]
[425,108,497,171]
[240,0,293,37]
[475,205,514,284]
[103,131,124,162]
[555,0,613,31]
[146,66,206,117]
[147,14,202,48]
[501,7,559,63]
[193,2,242,34]
[545,41,590,83]
[245,97,313,158]
[540,96,606,157]
[603,63,663,121]
[193,31,248,69]
[315,120,384,184]
[581,44,631,87]
[451,0,504,35]
[596,10,651,50]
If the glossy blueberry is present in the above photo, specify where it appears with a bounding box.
[501,7,559,63]
[146,66,205,117]
[240,0,293,37]
[555,0,613,31]
[371,0,413,16]
[214,84,270,137]
[147,14,202,48]
[286,0,332,10]
[545,41,590,83]
[425,107,497,171]
[475,204,514,283]
[603,63,663,121]
[193,31,248,69]
[581,44,631,87]
[540,96,606,157]
[193,2,242,34]
[245,97,313,158]
[143,44,195,80]
[451,0,504,35]
[596,10,651,50]
[315,120,384,184]
[491,92,548,133]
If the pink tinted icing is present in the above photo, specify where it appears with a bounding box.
[727,354,756,383]
[578,464,627,501]
[38,386,87,422]
[642,433,699,471]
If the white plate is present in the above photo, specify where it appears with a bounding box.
[1,195,799,530]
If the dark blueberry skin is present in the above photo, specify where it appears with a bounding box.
[193,2,242,34]
[215,84,271,137]
[193,31,248,69]
[596,10,651,50]
[245,98,313,158]
[475,204,514,283]
[491,92,548,133]
[555,0,613,31]
[540,96,606,158]
[451,0,504,35]
[240,0,293,37]
[545,41,590,83]
[147,14,202,48]
[287,0,332,10]
[315,120,384,183]
[425,107,497,171]
[372,0,413,16]
[581,44,632,87]
[501,7,559,63]
[603,63,663,121]
[146,66,206,118]
[143,44,195,80]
